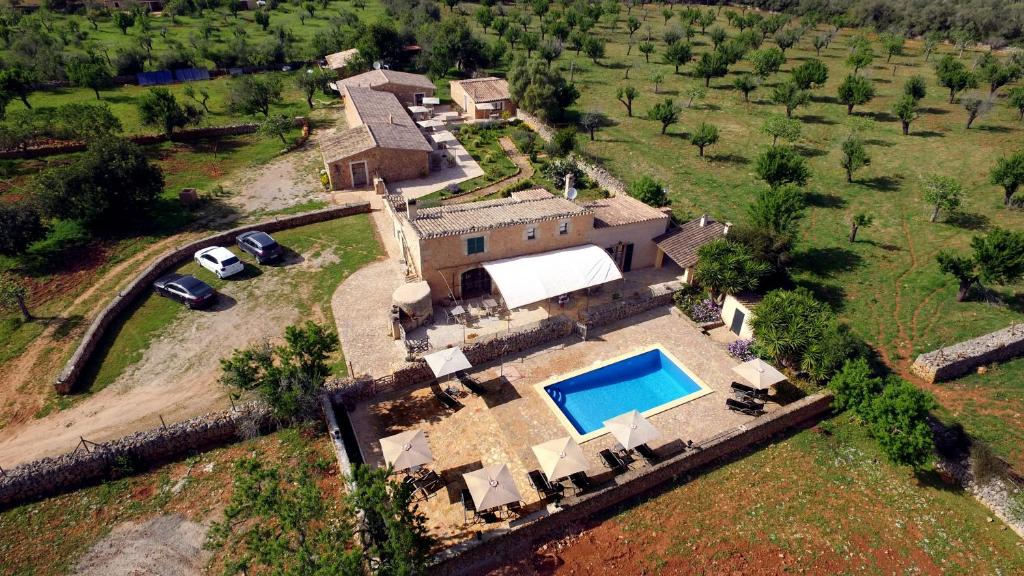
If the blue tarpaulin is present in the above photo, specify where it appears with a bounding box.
[137,70,174,86]
[174,68,210,82]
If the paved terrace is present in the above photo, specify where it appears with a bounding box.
[348,307,777,548]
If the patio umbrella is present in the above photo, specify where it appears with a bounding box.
[603,410,661,450]
[463,464,522,511]
[379,429,432,472]
[423,347,472,379]
[531,437,589,481]
[733,358,786,391]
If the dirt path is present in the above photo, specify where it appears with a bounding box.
[74,515,210,576]
[443,137,533,205]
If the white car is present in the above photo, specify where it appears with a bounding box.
[194,246,245,279]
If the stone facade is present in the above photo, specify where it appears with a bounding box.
[56,203,372,394]
[420,392,834,574]
[579,281,683,328]
[325,146,430,191]
[911,323,1024,383]
[0,403,273,509]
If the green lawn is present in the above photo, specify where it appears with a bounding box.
[601,414,1024,574]
[73,213,380,396]
[0,426,344,576]
[463,3,1024,465]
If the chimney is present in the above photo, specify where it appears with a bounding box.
[406,197,418,220]
[388,114,394,124]
[723,221,732,235]
[699,214,707,227]
[564,173,575,198]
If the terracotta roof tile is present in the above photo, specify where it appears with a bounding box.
[510,188,554,201]
[320,125,376,162]
[339,69,436,90]
[343,85,418,127]
[585,194,669,228]
[453,77,511,102]
[325,48,359,70]
[410,189,590,239]
[653,216,728,268]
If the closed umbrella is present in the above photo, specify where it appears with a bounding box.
[423,347,472,379]
[531,437,589,481]
[733,358,786,390]
[379,429,432,471]
[603,410,661,450]
[463,464,522,511]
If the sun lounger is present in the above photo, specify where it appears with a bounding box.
[635,443,659,462]
[726,397,765,416]
[456,370,487,395]
[528,469,563,499]
[569,471,592,492]
[434,386,462,410]
[731,381,768,400]
[600,448,627,473]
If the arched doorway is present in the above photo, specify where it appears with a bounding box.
[460,267,492,299]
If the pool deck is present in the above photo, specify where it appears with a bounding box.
[348,306,777,547]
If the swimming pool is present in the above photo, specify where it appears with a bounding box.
[539,346,713,440]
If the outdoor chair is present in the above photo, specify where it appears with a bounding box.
[528,469,563,499]
[568,471,592,493]
[461,488,476,524]
[599,448,627,473]
[726,397,765,416]
[731,381,768,400]
[414,470,444,499]
[505,500,524,518]
[635,443,659,462]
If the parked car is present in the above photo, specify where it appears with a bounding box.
[153,274,217,309]
[194,246,245,278]
[236,231,284,264]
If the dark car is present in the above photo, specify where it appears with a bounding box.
[236,231,284,264]
[153,274,217,309]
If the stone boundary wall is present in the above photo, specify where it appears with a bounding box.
[579,281,684,328]
[55,202,371,394]
[429,392,834,575]
[514,110,627,197]
[911,323,1024,383]
[0,123,262,159]
[0,403,273,509]
[326,316,575,405]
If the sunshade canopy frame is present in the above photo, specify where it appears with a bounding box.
[531,436,589,481]
[423,347,472,379]
[379,429,433,471]
[482,244,623,310]
[603,410,661,450]
[732,358,786,390]
[463,464,523,511]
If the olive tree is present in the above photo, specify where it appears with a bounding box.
[922,175,963,222]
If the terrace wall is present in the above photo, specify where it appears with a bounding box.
[579,280,684,329]
[428,392,834,575]
[55,202,372,394]
[911,323,1024,383]
[0,403,273,509]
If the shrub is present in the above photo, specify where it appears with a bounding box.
[865,377,937,469]
[547,127,577,157]
[727,338,757,361]
[510,127,537,156]
[627,175,669,207]
[25,219,91,264]
[827,357,882,415]
[544,157,585,189]
[0,202,45,256]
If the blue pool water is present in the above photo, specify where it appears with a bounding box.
[544,349,703,435]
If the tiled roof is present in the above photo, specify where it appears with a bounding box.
[366,123,433,152]
[344,85,417,127]
[409,189,590,239]
[339,69,436,90]
[320,125,376,162]
[653,215,728,268]
[585,194,669,228]
[510,188,554,201]
[454,77,511,102]
[325,48,359,70]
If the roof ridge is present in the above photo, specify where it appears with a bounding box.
[363,123,378,146]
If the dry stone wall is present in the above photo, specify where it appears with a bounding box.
[0,403,273,509]
[911,323,1024,383]
[579,281,684,328]
[56,203,371,394]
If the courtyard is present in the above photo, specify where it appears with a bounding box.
[348,306,775,547]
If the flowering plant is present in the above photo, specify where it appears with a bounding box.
[727,338,757,361]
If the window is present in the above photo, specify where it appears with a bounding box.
[558,222,569,235]
[466,236,485,255]
[526,227,536,240]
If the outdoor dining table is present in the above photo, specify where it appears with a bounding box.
[449,305,466,323]
[482,297,498,314]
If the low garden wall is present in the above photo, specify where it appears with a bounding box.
[0,123,262,159]
[579,280,684,329]
[911,323,1024,383]
[55,202,371,394]
[428,392,834,575]
[0,402,273,509]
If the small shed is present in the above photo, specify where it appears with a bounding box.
[450,77,516,120]
[721,292,762,339]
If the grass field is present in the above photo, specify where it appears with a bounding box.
[504,414,1024,575]
[0,426,344,576]
[75,213,380,396]
[463,3,1024,465]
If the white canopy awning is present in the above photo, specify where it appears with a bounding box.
[423,347,472,378]
[407,105,429,114]
[733,358,786,390]
[475,102,500,110]
[422,96,441,105]
[482,245,623,310]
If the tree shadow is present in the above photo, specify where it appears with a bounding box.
[792,278,848,311]
[603,61,630,69]
[976,124,1014,133]
[913,130,944,138]
[947,211,990,230]
[863,138,894,147]
[861,110,897,122]
[800,114,837,125]
[707,153,749,165]
[919,107,950,115]
[655,89,679,96]
[804,191,847,208]
[794,144,828,158]
[793,246,864,277]
[700,103,722,112]
[859,175,903,192]
[860,239,903,252]
[809,94,838,105]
